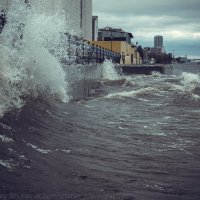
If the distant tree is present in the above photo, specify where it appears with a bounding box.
[175,57,181,63]
[148,52,172,64]
[167,53,173,63]
[24,0,31,8]
[137,45,144,60]
[148,52,156,59]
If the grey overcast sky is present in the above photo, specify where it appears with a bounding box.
[93,0,200,58]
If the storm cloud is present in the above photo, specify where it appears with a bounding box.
[93,0,200,58]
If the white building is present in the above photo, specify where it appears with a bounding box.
[81,0,92,40]
[154,35,163,48]
[153,35,166,53]
[92,16,98,41]
[0,0,92,40]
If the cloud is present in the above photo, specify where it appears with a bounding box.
[93,0,200,19]
[93,0,200,57]
[97,14,200,39]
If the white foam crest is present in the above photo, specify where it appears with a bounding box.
[0,134,14,143]
[102,59,119,80]
[171,72,200,93]
[192,94,200,100]
[122,76,136,87]
[0,159,15,170]
[105,87,158,99]
[27,143,52,154]
[151,71,162,77]
[181,72,200,85]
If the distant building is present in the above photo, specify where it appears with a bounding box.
[152,35,165,54]
[179,57,188,63]
[154,35,163,48]
[80,0,92,40]
[92,16,98,41]
[143,47,151,64]
[90,27,142,65]
[151,47,164,54]
[0,0,92,40]
[98,27,133,45]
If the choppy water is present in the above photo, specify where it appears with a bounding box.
[1,63,200,200]
[1,1,200,199]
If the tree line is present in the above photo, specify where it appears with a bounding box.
[137,45,173,64]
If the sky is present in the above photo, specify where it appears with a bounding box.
[93,0,200,59]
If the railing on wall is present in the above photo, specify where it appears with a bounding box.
[63,33,121,65]
[0,16,121,65]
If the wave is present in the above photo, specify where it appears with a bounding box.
[170,72,200,99]
[105,87,159,100]
[103,71,200,104]
[181,72,200,88]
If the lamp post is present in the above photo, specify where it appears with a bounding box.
[110,31,113,52]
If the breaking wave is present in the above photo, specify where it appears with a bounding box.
[105,87,159,100]
[0,0,70,117]
[170,72,200,99]
[104,71,200,104]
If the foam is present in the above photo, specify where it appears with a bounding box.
[102,59,120,80]
[0,159,15,170]
[170,72,200,100]
[105,87,158,99]
[27,143,52,154]
[0,134,14,143]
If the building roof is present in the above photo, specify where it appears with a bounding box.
[128,32,133,38]
[98,27,133,38]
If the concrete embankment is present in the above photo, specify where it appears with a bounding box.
[67,64,102,100]
[68,63,174,100]
[120,64,173,75]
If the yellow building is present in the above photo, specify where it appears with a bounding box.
[89,41,141,65]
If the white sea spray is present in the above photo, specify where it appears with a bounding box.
[102,59,119,80]
[0,0,71,117]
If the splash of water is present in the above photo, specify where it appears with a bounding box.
[22,11,69,101]
[0,0,70,117]
[0,43,24,117]
[181,72,200,87]
[102,59,119,80]
[167,72,200,102]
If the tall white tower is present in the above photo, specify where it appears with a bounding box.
[154,35,163,48]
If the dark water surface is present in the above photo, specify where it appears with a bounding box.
[1,64,200,200]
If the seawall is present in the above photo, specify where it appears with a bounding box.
[67,64,102,100]
[120,64,173,75]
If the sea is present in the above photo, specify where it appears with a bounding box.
[1,1,200,200]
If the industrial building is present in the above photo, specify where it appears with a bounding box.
[98,27,133,44]
[154,35,163,48]
[90,27,141,65]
